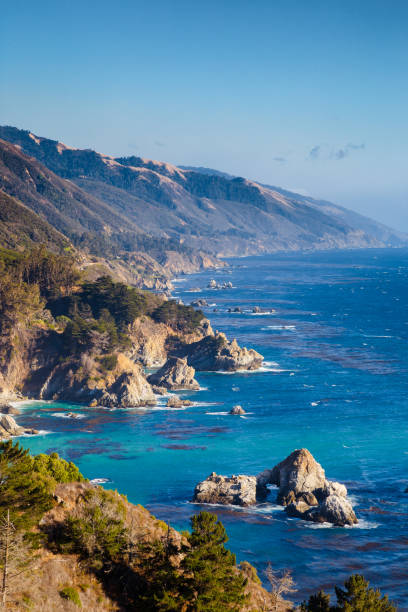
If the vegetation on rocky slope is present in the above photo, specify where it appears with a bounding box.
[0,442,271,610]
[0,246,205,403]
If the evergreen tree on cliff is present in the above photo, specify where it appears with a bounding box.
[301,574,396,612]
[181,511,247,611]
[334,574,396,612]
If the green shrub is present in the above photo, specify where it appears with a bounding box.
[59,587,82,607]
[32,452,86,483]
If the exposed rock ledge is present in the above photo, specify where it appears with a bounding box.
[180,332,263,371]
[193,472,260,507]
[148,357,200,390]
[193,449,357,527]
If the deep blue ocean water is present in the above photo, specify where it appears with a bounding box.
[17,248,408,607]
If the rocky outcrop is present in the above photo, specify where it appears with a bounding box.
[193,472,260,506]
[230,405,246,415]
[180,332,263,372]
[40,353,156,408]
[148,357,199,390]
[194,449,357,526]
[166,395,193,408]
[258,449,357,526]
[191,299,208,308]
[0,414,37,437]
[99,368,156,408]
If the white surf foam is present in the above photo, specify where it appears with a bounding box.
[51,412,86,419]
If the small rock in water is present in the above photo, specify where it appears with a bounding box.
[252,306,261,313]
[166,395,194,408]
[88,399,98,407]
[191,299,208,308]
[229,405,246,415]
[67,412,80,419]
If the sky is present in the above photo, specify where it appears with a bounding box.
[1,0,407,230]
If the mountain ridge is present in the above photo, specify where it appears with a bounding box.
[0,126,406,265]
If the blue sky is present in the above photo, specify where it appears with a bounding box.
[1,0,407,230]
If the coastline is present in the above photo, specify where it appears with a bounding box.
[9,249,408,607]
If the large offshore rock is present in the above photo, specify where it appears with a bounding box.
[148,357,199,390]
[257,448,358,526]
[257,448,327,503]
[193,472,259,506]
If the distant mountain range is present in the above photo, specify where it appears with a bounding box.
[0,126,406,283]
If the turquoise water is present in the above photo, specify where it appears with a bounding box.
[17,249,408,607]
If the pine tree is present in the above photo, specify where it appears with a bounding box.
[0,441,53,529]
[137,526,181,611]
[300,590,332,612]
[334,574,396,612]
[181,511,247,612]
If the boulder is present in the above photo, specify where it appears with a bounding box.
[252,306,261,313]
[166,395,194,408]
[208,279,217,288]
[257,448,357,526]
[88,399,98,407]
[0,414,25,437]
[148,357,200,390]
[313,495,358,527]
[193,472,259,507]
[0,403,20,415]
[229,405,246,415]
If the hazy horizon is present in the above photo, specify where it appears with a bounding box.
[1,0,407,231]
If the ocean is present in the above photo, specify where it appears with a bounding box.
[17,248,408,607]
